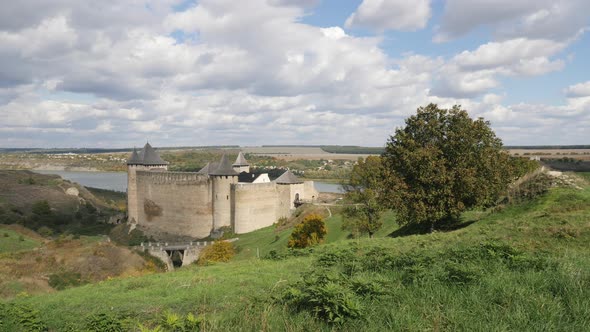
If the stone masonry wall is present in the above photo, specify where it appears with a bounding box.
[276,184,293,220]
[232,182,279,234]
[212,175,237,229]
[136,171,213,239]
[302,181,319,202]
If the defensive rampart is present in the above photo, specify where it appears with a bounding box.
[232,182,279,234]
[135,171,213,239]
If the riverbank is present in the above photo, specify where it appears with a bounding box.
[32,170,345,193]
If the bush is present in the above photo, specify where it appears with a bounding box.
[288,214,327,249]
[160,311,202,331]
[37,226,54,237]
[197,241,236,265]
[85,313,124,332]
[48,271,88,290]
[31,200,52,216]
[0,303,48,332]
[281,270,363,324]
[504,172,553,204]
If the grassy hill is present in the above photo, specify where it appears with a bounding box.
[0,170,124,236]
[1,174,590,331]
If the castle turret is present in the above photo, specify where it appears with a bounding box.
[210,154,238,229]
[127,143,168,224]
[275,170,305,213]
[232,152,250,173]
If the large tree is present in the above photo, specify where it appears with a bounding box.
[381,104,514,232]
[342,156,385,238]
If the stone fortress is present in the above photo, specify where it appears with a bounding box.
[127,143,318,240]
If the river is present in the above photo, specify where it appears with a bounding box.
[33,170,344,193]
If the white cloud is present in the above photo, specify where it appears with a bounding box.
[435,0,590,42]
[565,81,590,97]
[345,0,431,31]
[431,38,567,98]
[0,0,586,147]
[453,38,565,70]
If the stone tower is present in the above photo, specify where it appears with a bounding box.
[210,154,238,229]
[126,143,168,224]
[232,152,250,173]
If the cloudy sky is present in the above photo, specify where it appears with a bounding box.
[1,0,589,148]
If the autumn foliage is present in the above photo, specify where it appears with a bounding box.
[288,214,327,249]
[197,241,236,265]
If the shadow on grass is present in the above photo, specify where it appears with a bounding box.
[388,220,478,238]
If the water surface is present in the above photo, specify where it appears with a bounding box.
[33,170,344,193]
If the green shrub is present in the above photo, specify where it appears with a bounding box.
[37,226,54,237]
[198,241,236,265]
[31,200,52,216]
[48,271,87,290]
[109,224,150,246]
[288,214,327,249]
[1,304,48,332]
[18,177,36,185]
[282,270,362,324]
[504,172,553,204]
[84,313,124,332]
[441,262,481,285]
[265,249,285,260]
[315,248,357,268]
[158,311,203,332]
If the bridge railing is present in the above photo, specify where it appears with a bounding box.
[140,241,212,248]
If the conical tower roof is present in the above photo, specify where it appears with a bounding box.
[127,147,142,165]
[233,152,249,166]
[197,162,211,175]
[210,154,238,176]
[275,170,303,184]
[139,142,168,165]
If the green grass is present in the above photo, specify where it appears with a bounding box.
[0,227,41,253]
[3,185,590,331]
[576,172,590,182]
[233,210,398,260]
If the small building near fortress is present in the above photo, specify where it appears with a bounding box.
[126,143,318,240]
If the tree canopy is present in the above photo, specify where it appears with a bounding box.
[342,156,385,238]
[381,104,516,231]
[288,214,327,248]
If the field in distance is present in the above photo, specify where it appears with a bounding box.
[242,146,375,161]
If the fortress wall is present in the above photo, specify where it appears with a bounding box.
[289,183,305,208]
[302,181,319,201]
[232,182,278,234]
[127,165,139,223]
[136,171,213,239]
[276,184,293,219]
[212,175,237,229]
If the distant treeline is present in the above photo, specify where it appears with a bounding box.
[321,146,385,154]
[505,145,590,150]
[0,146,240,154]
[261,145,324,147]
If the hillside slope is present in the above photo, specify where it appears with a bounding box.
[2,175,590,331]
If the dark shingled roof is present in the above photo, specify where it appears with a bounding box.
[141,142,168,165]
[233,152,249,166]
[238,171,259,183]
[197,162,212,175]
[127,148,141,165]
[210,154,238,176]
[197,162,220,175]
[275,170,303,184]
[129,143,168,166]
